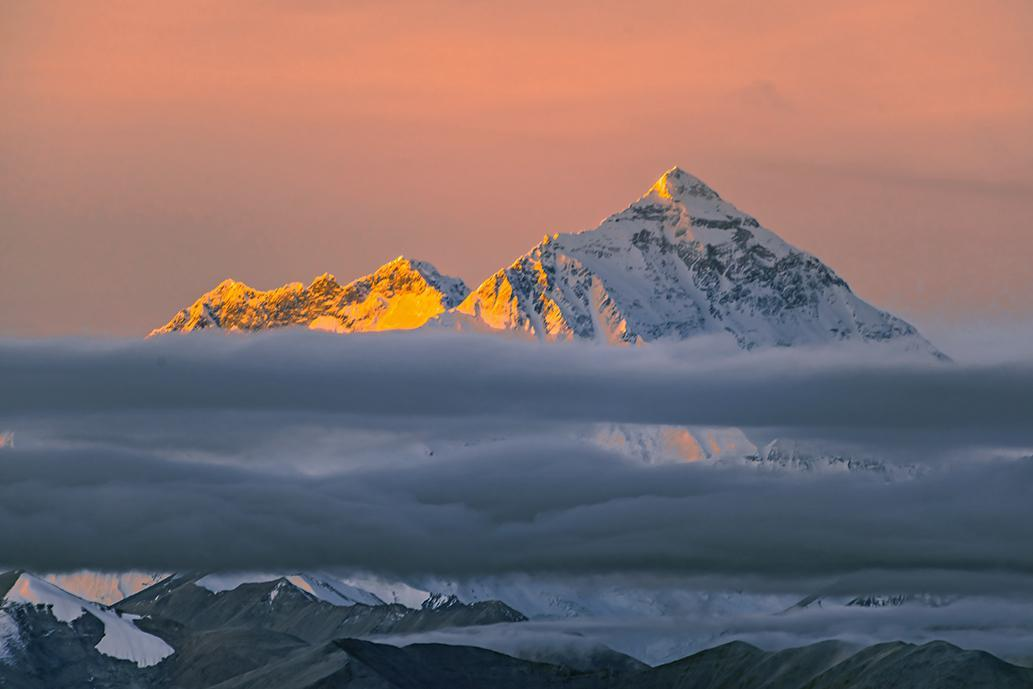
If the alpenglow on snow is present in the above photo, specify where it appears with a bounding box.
[153,167,938,355]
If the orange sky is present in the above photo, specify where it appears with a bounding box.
[2,0,1031,336]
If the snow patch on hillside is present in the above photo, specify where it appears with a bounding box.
[2,573,173,667]
[196,572,398,607]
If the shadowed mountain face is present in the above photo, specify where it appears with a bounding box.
[152,168,939,355]
[185,638,1033,689]
[114,574,525,643]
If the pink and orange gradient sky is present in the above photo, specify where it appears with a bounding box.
[2,0,1031,336]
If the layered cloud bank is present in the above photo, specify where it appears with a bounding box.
[1,331,1031,592]
[3,331,1032,435]
[3,441,1033,591]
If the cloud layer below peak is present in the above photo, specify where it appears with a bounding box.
[1,331,1031,590]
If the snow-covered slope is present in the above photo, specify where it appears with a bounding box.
[332,573,433,609]
[450,167,938,353]
[591,423,757,463]
[43,571,166,606]
[1,572,173,667]
[196,572,392,607]
[151,256,469,336]
[0,610,18,663]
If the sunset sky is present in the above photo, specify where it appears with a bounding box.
[5,5,1033,675]
[2,0,1031,337]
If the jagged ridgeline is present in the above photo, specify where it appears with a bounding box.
[151,167,940,355]
[150,257,470,336]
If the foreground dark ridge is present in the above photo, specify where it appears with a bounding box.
[3,570,1032,689]
[3,624,1032,689]
[208,638,1033,689]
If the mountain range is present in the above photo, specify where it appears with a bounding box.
[152,167,939,356]
[4,571,1031,689]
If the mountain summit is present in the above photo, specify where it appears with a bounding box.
[152,167,937,354]
[649,166,725,204]
[451,167,937,352]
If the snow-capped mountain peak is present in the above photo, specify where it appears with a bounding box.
[451,166,939,353]
[628,166,780,247]
[1,571,173,668]
[650,165,714,197]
